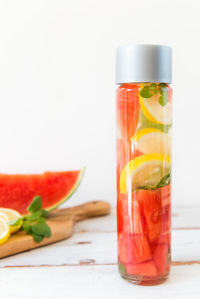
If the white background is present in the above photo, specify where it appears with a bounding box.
[0,0,199,206]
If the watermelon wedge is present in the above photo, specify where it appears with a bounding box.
[0,168,84,214]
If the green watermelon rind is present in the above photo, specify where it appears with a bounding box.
[45,167,85,212]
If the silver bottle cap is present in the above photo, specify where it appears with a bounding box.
[116,44,172,84]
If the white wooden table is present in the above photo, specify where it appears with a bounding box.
[0,205,200,299]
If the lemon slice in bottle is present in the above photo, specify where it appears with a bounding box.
[119,154,171,194]
[0,218,10,245]
[0,208,22,234]
[139,93,172,125]
[133,128,171,156]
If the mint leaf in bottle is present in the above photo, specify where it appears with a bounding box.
[159,92,168,106]
[139,86,152,98]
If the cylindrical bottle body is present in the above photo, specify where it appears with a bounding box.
[116,83,172,285]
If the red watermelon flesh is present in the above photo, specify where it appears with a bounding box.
[118,233,152,265]
[126,260,157,277]
[0,169,84,214]
[117,193,147,234]
[138,189,162,243]
[152,243,170,275]
[116,84,140,140]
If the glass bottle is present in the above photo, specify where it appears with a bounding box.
[116,45,172,285]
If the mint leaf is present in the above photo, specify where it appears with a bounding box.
[44,224,51,237]
[140,83,168,106]
[150,83,157,89]
[40,209,49,218]
[9,218,22,226]
[31,221,51,238]
[13,196,52,243]
[159,83,167,88]
[28,196,42,213]
[159,94,164,106]
[139,86,152,98]
[156,173,171,189]
[137,173,171,191]
[162,90,168,106]
[159,92,168,106]
[27,210,48,221]
[158,84,168,106]
[9,196,52,243]
[33,234,44,243]
[149,83,159,95]
[26,213,42,222]
[22,221,32,234]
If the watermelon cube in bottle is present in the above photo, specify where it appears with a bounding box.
[116,44,172,285]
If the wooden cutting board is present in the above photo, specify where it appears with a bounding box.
[0,201,110,259]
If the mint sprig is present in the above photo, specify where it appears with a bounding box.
[156,172,170,188]
[137,173,171,191]
[140,83,168,106]
[9,196,51,243]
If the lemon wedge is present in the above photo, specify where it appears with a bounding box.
[120,154,171,194]
[0,218,10,245]
[139,93,172,125]
[0,208,22,234]
[133,128,171,155]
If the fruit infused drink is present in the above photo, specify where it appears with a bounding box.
[116,45,172,285]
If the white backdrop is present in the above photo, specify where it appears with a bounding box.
[0,0,199,206]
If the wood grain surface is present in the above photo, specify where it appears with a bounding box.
[0,205,199,299]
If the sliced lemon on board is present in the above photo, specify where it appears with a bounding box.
[139,94,172,125]
[120,154,171,194]
[133,128,171,156]
[0,208,22,234]
[0,211,9,222]
[0,218,10,245]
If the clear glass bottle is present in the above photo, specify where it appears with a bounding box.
[116,45,172,285]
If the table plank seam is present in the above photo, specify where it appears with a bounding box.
[73,227,200,233]
[1,261,200,269]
